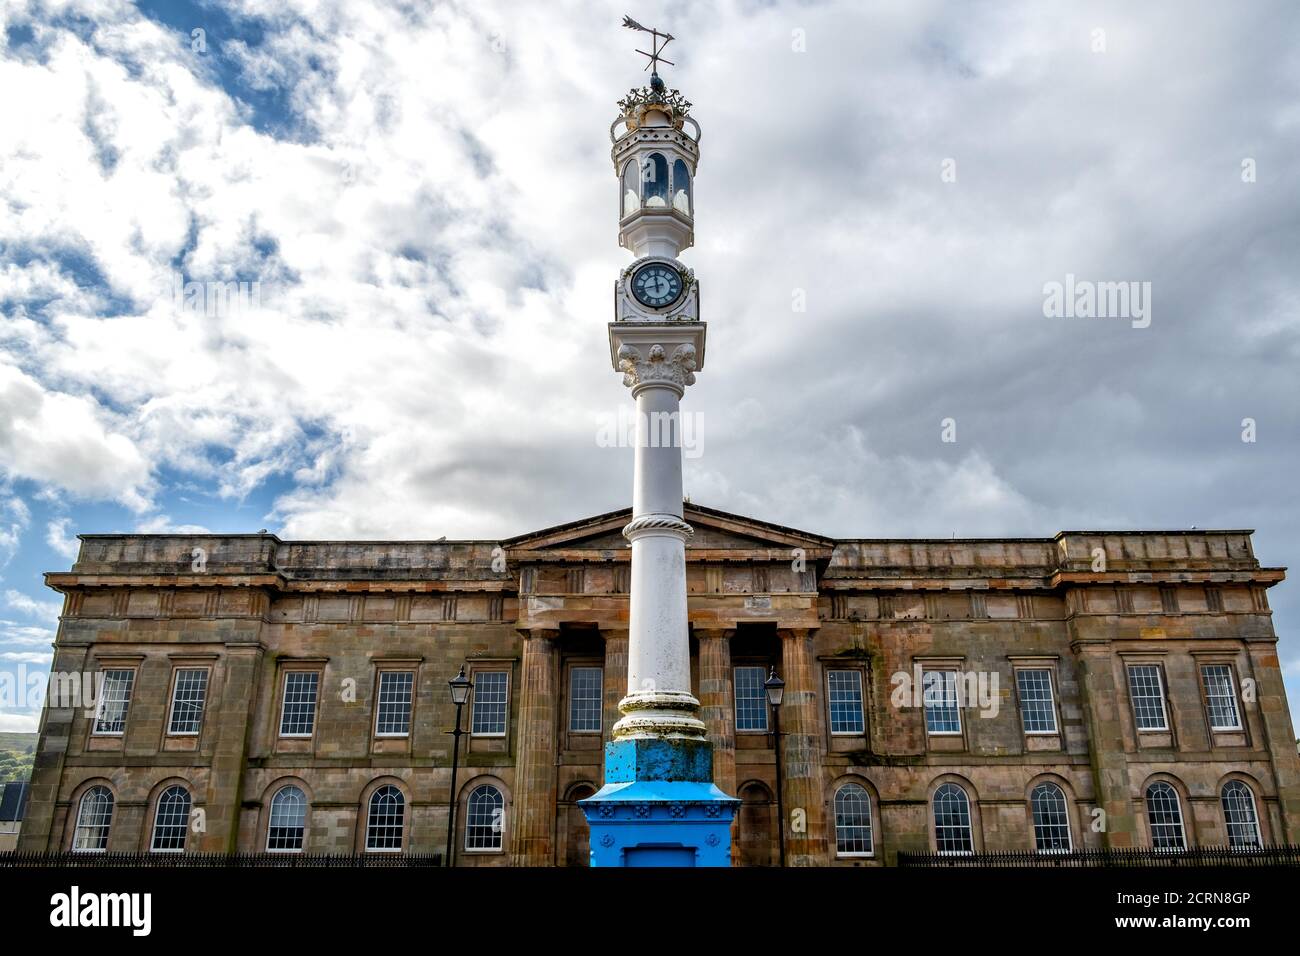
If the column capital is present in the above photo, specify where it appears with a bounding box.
[777,626,818,640]
[518,627,561,641]
[616,341,697,395]
[693,627,735,640]
[599,627,630,642]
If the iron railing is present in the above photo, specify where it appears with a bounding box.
[898,844,1300,867]
[0,851,441,868]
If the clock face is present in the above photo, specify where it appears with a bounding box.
[631,263,684,309]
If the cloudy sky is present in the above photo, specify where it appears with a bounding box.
[0,0,1297,733]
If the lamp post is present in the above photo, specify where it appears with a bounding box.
[765,667,786,867]
[445,664,472,868]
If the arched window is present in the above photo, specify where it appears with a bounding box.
[150,784,191,853]
[1221,781,1261,848]
[465,784,504,851]
[833,783,873,857]
[1030,783,1072,852]
[672,159,691,215]
[621,160,639,217]
[366,785,405,852]
[1145,782,1186,850]
[933,783,973,854]
[72,786,113,852]
[267,785,307,852]
[642,153,668,207]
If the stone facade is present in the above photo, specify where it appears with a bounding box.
[19,504,1300,865]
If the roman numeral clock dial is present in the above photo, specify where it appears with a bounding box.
[631,262,684,309]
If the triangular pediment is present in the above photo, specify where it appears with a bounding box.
[504,503,834,556]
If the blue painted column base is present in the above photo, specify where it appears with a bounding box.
[579,738,740,867]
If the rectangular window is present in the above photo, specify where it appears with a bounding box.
[1201,664,1242,731]
[1127,664,1168,731]
[1015,669,1058,734]
[569,666,603,733]
[279,671,320,737]
[733,666,768,732]
[923,670,961,734]
[471,671,509,736]
[375,671,414,736]
[827,670,865,735]
[92,669,135,735]
[167,668,209,736]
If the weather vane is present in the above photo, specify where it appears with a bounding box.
[622,15,674,73]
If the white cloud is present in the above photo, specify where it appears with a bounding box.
[0,651,52,664]
[45,516,79,561]
[0,711,39,733]
[4,590,62,625]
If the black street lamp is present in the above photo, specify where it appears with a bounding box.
[764,666,786,867]
[445,664,472,868]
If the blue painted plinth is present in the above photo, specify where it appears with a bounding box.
[579,738,740,867]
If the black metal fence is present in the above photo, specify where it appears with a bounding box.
[0,851,441,868]
[898,844,1300,868]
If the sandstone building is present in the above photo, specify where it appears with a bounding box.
[18,503,1300,865]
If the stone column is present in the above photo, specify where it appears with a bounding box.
[1244,637,1300,842]
[695,628,736,796]
[778,627,829,866]
[18,640,89,851]
[600,629,630,780]
[200,640,264,851]
[511,628,559,865]
[1070,637,1139,847]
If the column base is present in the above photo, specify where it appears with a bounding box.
[579,738,740,867]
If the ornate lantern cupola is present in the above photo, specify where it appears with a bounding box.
[612,73,700,258]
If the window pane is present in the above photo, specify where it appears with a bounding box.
[923,670,960,734]
[1221,781,1260,848]
[73,786,113,852]
[1201,665,1241,731]
[834,783,873,856]
[465,785,504,850]
[642,153,668,207]
[1031,783,1072,852]
[93,669,135,735]
[827,670,864,735]
[933,783,973,853]
[280,672,319,736]
[471,672,508,735]
[267,786,307,852]
[622,161,639,217]
[168,668,209,735]
[672,158,691,215]
[1127,665,1168,731]
[366,785,404,851]
[1016,669,1057,734]
[733,666,768,732]
[151,785,191,852]
[569,667,603,733]
[1145,782,1186,850]
[375,671,414,736]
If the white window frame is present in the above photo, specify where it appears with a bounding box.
[1201,664,1243,732]
[826,669,866,736]
[364,785,405,853]
[833,783,874,858]
[1145,781,1187,851]
[1015,668,1058,735]
[464,784,506,853]
[265,785,307,853]
[1127,664,1169,732]
[278,670,320,738]
[1221,781,1262,849]
[1029,782,1073,853]
[568,665,603,734]
[91,667,136,736]
[923,669,962,736]
[166,667,210,737]
[71,786,113,853]
[733,665,769,733]
[149,785,191,854]
[470,670,510,738]
[374,670,415,738]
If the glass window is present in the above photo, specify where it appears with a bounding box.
[150,785,191,853]
[923,670,961,734]
[827,670,865,735]
[621,160,639,217]
[834,783,873,856]
[1145,782,1186,850]
[279,672,319,737]
[466,784,505,851]
[1016,669,1057,734]
[267,785,307,852]
[167,668,209,736]
[72,786,113,852]
[1221,781,1261,848]
[1201,665,1241,731]
[471,671,509,736]
[1030,783,1072,852]
[642,153,668,207]
[1127,665,1168,731]
[933,783,973,854]
[733,666,768,732]
[569,666,603,733]
[93,669,135,735]
[375,671,414,736]
[366,785,405,852]
[672,158,691,215]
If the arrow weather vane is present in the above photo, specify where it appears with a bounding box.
[622,14,674,73]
